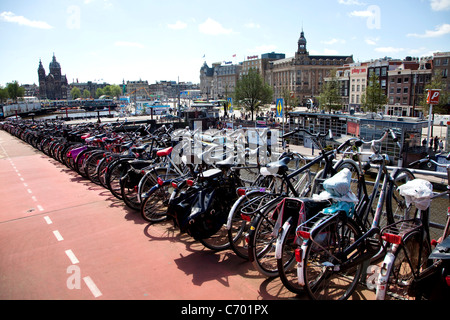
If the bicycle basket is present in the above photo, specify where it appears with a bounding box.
[271,197,331,237]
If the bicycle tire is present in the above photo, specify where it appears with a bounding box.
[227,190,275,260]
[386,168,416,226]
[381,230,431,300]
[302,215,363,300]
[248,198,284,277]
[140,168,179,221]
[84,151,105,185]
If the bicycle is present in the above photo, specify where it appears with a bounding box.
[246,129,362,277]
[376,153,450,300]
[275,137,369,294]
[297,129,416,300]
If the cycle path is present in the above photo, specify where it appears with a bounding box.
[0,130,375,300]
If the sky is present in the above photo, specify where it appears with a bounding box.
[0,0,449,88]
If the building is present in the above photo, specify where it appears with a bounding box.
[69,81,110,99]
[387,57,432,117]
[38,54,68,100]
[349,63,368,112]
[265,30,354,106]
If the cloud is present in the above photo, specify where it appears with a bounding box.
[365,36,380,45]
[407,23,450,38]
[168,21,187,30]
[0,11,53,29]
[374,47,405,54]
[310,49,340,55]
[244,22,261,29]
[349,9,374,17]
[114,41,145,48]
[338,0,366,5]
[430,0,450,11]
[198,18,232,35]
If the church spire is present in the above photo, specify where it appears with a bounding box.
[297,29,307,55]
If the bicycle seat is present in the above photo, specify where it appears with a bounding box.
[156,147,173,157]
[262,157,291,175]
[216,156,235,169]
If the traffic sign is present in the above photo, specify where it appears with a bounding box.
[227,97,233,113]
[276,98,283,117]
[426,89,441,105]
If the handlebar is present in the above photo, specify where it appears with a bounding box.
[281,128,331,140]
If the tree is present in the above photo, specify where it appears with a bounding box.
[70,87,81,99]
[6,81,25,103]
[361,73,387,113]
[83,89,91,99]
[109,85,122,98]
[318,71,342,112]
[0,86,9,105]
[421,73,449,115]
[234,68,273,120]
[96,88,104,98]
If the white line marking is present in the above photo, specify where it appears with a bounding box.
[83,276,102,298]
[24,183,28,187]
[27,189,32,194]
[53,230,64,241]
[20,177,24,181]
[44,216,52,224]
[65,250,79,264]
[31,196,37,202]
[37,205,44,211]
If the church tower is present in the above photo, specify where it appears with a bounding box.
[297,30,308,55]
[38,59,47,100]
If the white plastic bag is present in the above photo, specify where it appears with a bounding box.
[398,179,433,211]
[313,168,358,203]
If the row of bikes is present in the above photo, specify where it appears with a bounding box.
[1,118,449,300]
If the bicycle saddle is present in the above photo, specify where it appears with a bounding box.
[262,157,291,175]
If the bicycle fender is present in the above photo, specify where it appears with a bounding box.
[376,251,395,300]
[275,219,292,260]
[297,243,308,286]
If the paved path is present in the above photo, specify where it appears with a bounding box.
[0,129,375,301]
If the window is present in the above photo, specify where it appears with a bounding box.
[404,77,409,83]
[381,80,386,88]
[403,87,408,94]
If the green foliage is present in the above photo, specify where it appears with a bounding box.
[318,71,342,112]
[6,81,25,103]
[361,73,387,113]
[234,68,273,120]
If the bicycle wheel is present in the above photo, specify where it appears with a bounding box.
[276,217,302,294]
[386,168,416,225]
[85,151,105,185]
[200,226,231,251]
[140,181,174,222]
[248,197,284,277]
[140,168,179,221]
[227,191,274,260]
[303,215,363,300]
[382,231,431,300]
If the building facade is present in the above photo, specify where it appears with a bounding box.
[38,54,68,100]
[265,30,354,106]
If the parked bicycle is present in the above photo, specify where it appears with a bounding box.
[376,153,450,300]
[295,129,415,300]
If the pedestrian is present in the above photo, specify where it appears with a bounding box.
[434,136,439,152]
[439,139,444,152]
